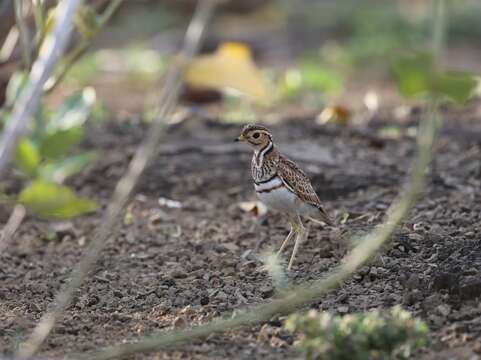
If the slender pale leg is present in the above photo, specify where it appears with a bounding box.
[288,217,307,271]
[277,223,296,257]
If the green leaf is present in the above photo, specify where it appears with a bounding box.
[19,180,97,219]
[432,71,478,104]
[392,53,433,98]
[15,138,40,177]
[48,87,96,132]
[300,61,343,95]
[74,5,100,39]
[39,126,84,159]
[6,72,29,107]
[393,52,479,105]
[39,152,97,183]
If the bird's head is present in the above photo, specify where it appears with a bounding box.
[236,124,273,150]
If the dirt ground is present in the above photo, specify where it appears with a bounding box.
[1,100,481,359]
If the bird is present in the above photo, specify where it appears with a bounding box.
[236,124,334,270]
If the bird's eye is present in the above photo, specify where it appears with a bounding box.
[253,132,260,139]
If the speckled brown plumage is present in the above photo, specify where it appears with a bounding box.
[237,124,334,270]
[277,155,333,225]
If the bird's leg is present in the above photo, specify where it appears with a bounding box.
[277,221,296,257]
[288,216,307,271]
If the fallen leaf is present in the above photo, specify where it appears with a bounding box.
[185,42,268,100]
[238,201,267,217]
[19,180,97,219]
[317,105,351,125]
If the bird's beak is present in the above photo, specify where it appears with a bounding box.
[235,134,245,142]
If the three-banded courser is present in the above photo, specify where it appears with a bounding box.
[237,124,333,270]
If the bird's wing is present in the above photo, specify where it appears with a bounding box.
[277,155,333,225]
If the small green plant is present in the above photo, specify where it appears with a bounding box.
[1,72,97,219]
[285,306,429,360]
[0,1,125,221]
[392,51,478,104]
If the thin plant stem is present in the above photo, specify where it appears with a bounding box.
[14,0,32,69]
[0,204,26,254]
[432,0,446,62]
[430,0,447,175]
[16,0,218,358]
[32,0,46,48]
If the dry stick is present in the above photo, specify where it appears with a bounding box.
[0,0,83,180]
[74,95,439,360]
[16,0,217,358]
[0,204,26,254]
[45,0,126,93]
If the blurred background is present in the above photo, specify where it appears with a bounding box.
[2,0,481,124]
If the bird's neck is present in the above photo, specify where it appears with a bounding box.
[254,140,275,167]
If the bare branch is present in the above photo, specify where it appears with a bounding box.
[0,0,84,181]
[16,0,217,358]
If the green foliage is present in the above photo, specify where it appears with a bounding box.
[124,47,167,81]
[5,72,29,108]
[65,47,166,86]
[285,306,429,360]
[39,152,97,184]
[2,72,98,219]
[39,127,84,160]
[15,138,41,177]
[49,88,96,130]
[19,180,97,219]
[347,6,426,66]
[392,52,478,104]
[64,53,99,86]
[75,5,101,40]
[280,60,343,99]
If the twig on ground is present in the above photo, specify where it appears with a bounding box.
[0,0,84,181]
[0,204,26,254]
[16,0,217,358]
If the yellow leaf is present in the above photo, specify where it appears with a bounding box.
[185,42,268,100]
[317,105,351,125]
[217,42,251,60]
